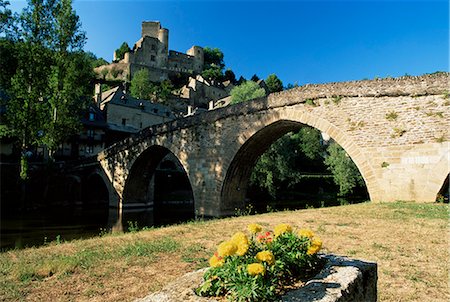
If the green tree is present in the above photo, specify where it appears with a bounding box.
[203,47,224,69]
[202,47,225,82]
[42,0,91,157]
[285,82,299,90]
[265,74,283,93]
[250,74,260,82]
[324,142,365,196]
[84,51,108,68]
[224,69,236,84]
[230,81,266,104]
[292,127,323,160]
[0,38,18,91]
[250,135,296,197]
[155,79,174,102]
[250,127,325,198]
[237,76,246,85]
[1,0,91,179]
[130,68,152,100]
[201,65,223,82]
[114,41,130,62]
[0,0,17,39]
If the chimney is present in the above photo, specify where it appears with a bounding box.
[208,101,214,110]
[187,105,193,116]
[94,83,102,106]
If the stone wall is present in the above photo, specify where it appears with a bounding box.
[136,254,377,302]
[107,103,171,131]
[98,73,449,216]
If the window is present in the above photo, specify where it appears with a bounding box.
[86,145,94,154]
[122,118,126,126]
[87,129,95,138]
[151,55,156,62]
[89,112,95,121]
[153,109,158,114]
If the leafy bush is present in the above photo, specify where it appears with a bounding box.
[230,81,266,104]
[196,223,323,301]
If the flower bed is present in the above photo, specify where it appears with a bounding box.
[137,223,377,302]
[196,223,324,301]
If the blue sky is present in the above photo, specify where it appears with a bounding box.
[9,0,449,86]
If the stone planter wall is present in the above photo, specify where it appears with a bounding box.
[136,254,377,302]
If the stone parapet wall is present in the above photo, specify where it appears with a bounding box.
[136,255,377,302]
[101,73,449,157]
[269,73,449,103]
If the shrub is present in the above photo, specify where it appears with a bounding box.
[196,223,323,301]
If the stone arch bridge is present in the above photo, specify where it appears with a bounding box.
[97,73,449,217]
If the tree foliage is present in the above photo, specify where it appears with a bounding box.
[114,41,130,62]
[265,74,283,93]
[293,127,323,160]
[155,79,174,102]
[201,65,223,82]
[85,51,108,68]
[0,0,17,39]
[324,142,365,196]
[202,47,225,82]
[250,128,325,197]
[130,68,152,100]
[250,126,365,198]
[230,81,265,104]
[0,0,92,178]
[0,38,18,91]
[250,135,297,197]
[224,69,236,84]
[285,82,299,90]
[203,47,224,69]
[250,74,260,82]
[130,69,173,102]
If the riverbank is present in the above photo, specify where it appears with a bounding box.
[0,202,448,302]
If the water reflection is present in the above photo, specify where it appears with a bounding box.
[0,202,194,251]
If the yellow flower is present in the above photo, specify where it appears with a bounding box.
[230,232,249,256]
[247,263,265,276]
[209,253,224,267]
[256,250,275,265]
[217,241,237,257]
[248,223,262,234]
[236,242,249,256]
[307,237,322,255]
[298,228,315,239]
[274,223,292,237]
[231,232,249,245]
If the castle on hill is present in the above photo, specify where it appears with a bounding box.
[95,21,204,82]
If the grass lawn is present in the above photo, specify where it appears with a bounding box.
[0,201,448,301]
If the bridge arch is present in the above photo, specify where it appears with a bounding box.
[98,74,449,217]
[84,172,110,206]
[122,145,195,211]
[220,110,376,214]
[65,175,82,205]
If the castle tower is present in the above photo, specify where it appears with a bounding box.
[141,21,168,67]
[187,46,204,73]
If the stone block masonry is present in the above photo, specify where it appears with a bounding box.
[136,254,377,302]
[98,73,449,216]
